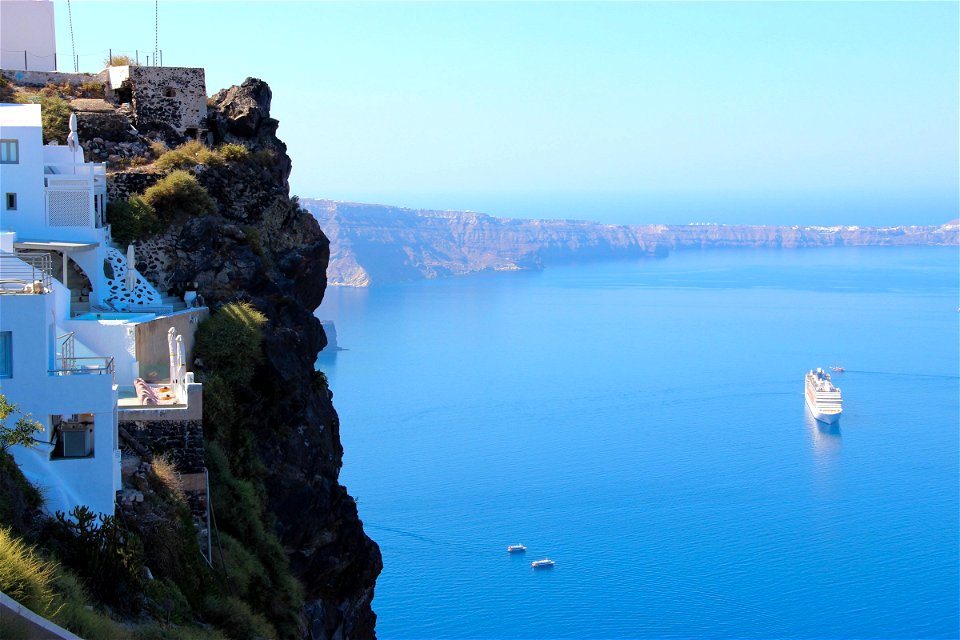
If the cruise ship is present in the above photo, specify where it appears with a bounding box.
[805,368,842,424]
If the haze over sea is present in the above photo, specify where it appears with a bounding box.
[317,245,958,639]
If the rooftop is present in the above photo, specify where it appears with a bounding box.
[0,102,40,126]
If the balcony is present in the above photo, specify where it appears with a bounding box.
[49,356,115,381]
[0,251,52,294]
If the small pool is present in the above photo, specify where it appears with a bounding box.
[73,312,155,321]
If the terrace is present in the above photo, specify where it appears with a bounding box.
[0,251,52,294]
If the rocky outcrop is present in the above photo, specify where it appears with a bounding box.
[110,81,381,639]
[304,199,959,286]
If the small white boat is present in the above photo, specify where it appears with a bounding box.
[507,544,526,553]
[531,558,555,569]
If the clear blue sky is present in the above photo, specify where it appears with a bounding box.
[54,1,958,225]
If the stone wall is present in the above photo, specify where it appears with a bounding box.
[0,69,102,88]
[116,66,207,135]
[106,170,161,203]
[119,418,204,474]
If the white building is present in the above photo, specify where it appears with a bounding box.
[0,0,58,72]
[0,102,204,518]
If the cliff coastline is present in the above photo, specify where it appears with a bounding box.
[304,198,958,286]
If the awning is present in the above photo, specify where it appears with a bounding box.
[14,241,99,251]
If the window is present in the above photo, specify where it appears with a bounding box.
[0,140,18,164]
[5,193,16,211]
[0,332,11,378]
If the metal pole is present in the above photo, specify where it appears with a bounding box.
[24,51,27,70]
[109,48,112,65]
[160,50,163,66]
[54,52,57,70]
[136,50,139,65]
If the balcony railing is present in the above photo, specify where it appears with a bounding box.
[50,356,115,382]
[44,162,107,182]
[0,252,53,294]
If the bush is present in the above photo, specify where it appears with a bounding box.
[76,80,105,98]
[108,194,163,245]
[144,577,192,624]
[39,95,71,144]
[50,571,123,639]
[106,54,135,66]
[155,140,223,171]
[42,506,145,610]
[202,594,276,640]
[194,302,266,389]
[150,140,170,158]
[218,143,249,163]
[141,170,216,221]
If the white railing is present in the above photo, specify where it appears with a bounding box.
[0,252,52,294]
[57,332,76,371]
[49,356,115,383]
[44,162,107,180]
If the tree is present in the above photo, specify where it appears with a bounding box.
[0,393,43,452]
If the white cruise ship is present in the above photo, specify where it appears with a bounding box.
[805,368,842,424]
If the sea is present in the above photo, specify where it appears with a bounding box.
[315,245,959,640]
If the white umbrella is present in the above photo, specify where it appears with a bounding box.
[67,112,80,174]
[125,244,136,291]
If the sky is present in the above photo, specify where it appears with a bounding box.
[49,1,959,226]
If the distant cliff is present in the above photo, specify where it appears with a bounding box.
[302,199,959,286]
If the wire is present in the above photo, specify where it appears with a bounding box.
[66,0,77,71]
[154,0,159,66]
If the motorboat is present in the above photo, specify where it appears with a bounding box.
[507,544,526,553]
[531,558,555,569]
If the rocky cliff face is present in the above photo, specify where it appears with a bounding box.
[109,81,381,638]
[304,199,959,286]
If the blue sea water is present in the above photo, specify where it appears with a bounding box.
[315,246,959,639]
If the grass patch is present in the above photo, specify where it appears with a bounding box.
[154,141,252,171]
[0,527,58,618]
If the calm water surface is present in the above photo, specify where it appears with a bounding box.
[316,247,959,639]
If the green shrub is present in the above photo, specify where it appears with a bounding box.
[106,54,135,66]
[50,571,124,639]
[150,140,170,158]
[76,80,105,98]
[144,578,192,624]
[155,140,222,171]
[205,444,301,638]
[134,623,227,640]
[194,302,266,389]
[108,194,162,245]
[203,594,276,640]
[38,95,71,145]
[43,506,145,611]
[0,527,58,618]
[142,170,216,221]
[219,143,249,163]
[216,533,268,601]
